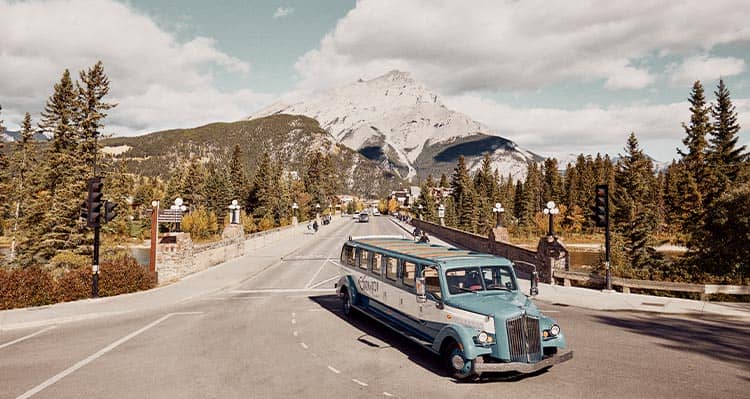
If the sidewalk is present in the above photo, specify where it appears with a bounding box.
[0,217,350,331]
[389,217,750,320]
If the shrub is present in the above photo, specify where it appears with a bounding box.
[241,210,257,233]
[48,251,90,278]
[98,255,156,297]
[258,214,275,231]
[182,208,219,240]
[55,266,91,302]
[0,266,56,310]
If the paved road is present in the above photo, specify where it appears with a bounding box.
[1,217,748,398]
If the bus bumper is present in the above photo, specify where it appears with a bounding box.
[473,350,573,374]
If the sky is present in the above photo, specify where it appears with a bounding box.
[1,0,749,162]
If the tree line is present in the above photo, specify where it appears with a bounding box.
[0,62,340,269]
[414,79,748,284]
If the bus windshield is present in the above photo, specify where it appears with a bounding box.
[445,266,516,294]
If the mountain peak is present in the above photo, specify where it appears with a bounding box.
[250,70,540,181]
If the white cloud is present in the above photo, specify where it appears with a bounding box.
[444,94,750,162]
[0,0,270,135]
[294,0,750,95]
[668,55,746,86]
[273,6,294,19]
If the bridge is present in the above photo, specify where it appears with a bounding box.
[1,216,748,398]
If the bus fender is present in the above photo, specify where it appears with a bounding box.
[337,275,360,302]
[432,324,492,360]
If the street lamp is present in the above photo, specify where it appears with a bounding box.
[492,202,505,228]
[291,202,299,226]
[228,199,240,224]
[170,197,188,231]
[417,204,423,220]
[438,204,445,226]
[543,201,560,236]
[315,203,321,221]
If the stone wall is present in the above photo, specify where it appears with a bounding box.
[412,219,569,283]
[155,220,315,284]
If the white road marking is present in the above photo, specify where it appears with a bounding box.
[0,326,57,350]
[352,379,368,387]
[327,365,341,374]
[231,289,335,294]
[309,274,340,289]
[300,342,309,349]
[292,312,296,317]
[293,331,299,337]
[15,312,203,399]
[305,258,331,288]
[291,319,297,325]
[383,392,394,397]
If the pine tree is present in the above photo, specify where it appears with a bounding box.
[201,162,233,224]
[0,107,8,234]
[613,133,663,270]
[76,61,115,172]
[706,79,747,203]
[519,162,542,230]
[678,81,711,181]
[415,174,436,222]
[247,152,274,217]
[449,156,477,231]
[439,173,448,188]
[542,158,564,205]
[228,144,249,202]
[25,70,88,263]
[473,153,498,233]
[303,151,335,217]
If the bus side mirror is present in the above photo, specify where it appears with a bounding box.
[530,271,539,297]
[416,277,427,303]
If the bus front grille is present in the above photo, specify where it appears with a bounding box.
[506,314,542,363]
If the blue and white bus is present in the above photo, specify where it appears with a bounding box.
[336,236,572,380]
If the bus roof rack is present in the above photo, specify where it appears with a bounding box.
[349,235,408,241]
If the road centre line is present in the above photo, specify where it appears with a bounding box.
[15,312,203,399]
[352,379,369,387]
[327,365,341,374]
[300,342,309,349]
[383,392,394,397]
[0,326,57,350]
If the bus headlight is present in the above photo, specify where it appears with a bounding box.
[549,324,560,336]
[477,331,488,343]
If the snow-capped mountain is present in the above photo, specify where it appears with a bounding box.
[250,70,541,181]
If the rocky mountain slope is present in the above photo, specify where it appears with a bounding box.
[101,115,404,197]
[251,70,542,181]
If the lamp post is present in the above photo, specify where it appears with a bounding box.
[417,204,423,220]
[292,202,299,226]
[170,197,187,232]
[315,203,321,222]
[492,202,505,228]
[228,200,240,224]
[438,204,445,226]
[543,201,560,236]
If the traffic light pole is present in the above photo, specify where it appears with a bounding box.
[605,211,612,291]
[92,225,100,298]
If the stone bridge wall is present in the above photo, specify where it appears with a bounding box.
[411,219,569,284]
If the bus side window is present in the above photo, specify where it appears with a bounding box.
[423,266,442,300]
[385,257,398,281]
[360,250,370,271]
[371,252,382,276]
[342,245,355,266]
[355,248,362,268]
[403,261,416,288]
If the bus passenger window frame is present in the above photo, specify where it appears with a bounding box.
[402,261,417,288]
[385,256,398,281]
[371,252,383,276]
[422,265,442,301]
[359,250,370,271]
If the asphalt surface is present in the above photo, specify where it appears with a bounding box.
[1,216,748,398]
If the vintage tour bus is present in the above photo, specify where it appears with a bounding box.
[335,236,572,380]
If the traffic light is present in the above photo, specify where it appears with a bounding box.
[104,200,118,223]
[591,184,608,228]
[80,201,89,220]
[86,177,104,227]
